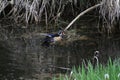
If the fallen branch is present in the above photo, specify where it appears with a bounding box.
[50,65,71,71]
[64,3,102,31]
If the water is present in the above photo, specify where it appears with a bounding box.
[0,22,120,80]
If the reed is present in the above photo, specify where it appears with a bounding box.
[99,0,120,32]
[0,0,98,24]
[0,0,120,34]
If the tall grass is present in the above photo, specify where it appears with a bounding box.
[1,0,119,34]
[0,0,9,14]
[100,0,120,23]
[100,0,120,32]
[0,0,99,24]
[53,59,120,80]
[0,0,70,24]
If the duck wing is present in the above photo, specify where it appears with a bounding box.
[39,33,49,36]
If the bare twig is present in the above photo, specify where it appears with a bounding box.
[50,65,71,71]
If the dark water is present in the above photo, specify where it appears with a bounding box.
[0,22,120,80]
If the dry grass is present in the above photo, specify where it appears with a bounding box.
[0,0,69,24]
[100,0,120,32]
[0,0,9,14]
[0,0,120,34]
[0,0,98,24]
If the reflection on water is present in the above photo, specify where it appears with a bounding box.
[0,42,24,80]
[0,23,120,80]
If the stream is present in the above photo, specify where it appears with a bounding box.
[0,21,120,80]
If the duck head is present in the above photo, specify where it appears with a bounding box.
[58,30,65,37]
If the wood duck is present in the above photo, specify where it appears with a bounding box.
[41,30,65,47]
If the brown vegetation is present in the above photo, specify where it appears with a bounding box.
[0,0,120,34]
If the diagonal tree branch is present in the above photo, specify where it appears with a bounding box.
[64,3,102,31]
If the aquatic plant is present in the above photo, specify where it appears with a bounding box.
[52,59,120,80]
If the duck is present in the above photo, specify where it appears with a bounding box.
[41,30,65,47]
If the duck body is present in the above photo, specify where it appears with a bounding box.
[41,30,65,47]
